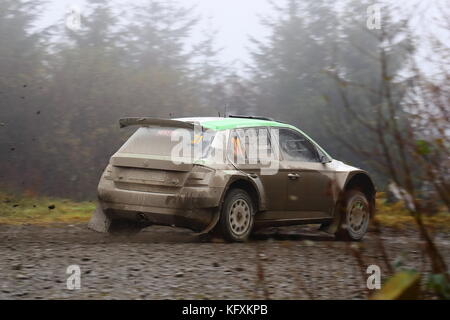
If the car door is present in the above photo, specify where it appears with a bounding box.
[228,127,285,212]
[278,128,335,219]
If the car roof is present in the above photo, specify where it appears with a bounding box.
[175,117,293,131]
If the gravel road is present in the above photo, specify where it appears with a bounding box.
[0,223,448,299]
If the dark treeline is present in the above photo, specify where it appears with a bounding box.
[0,0,447,200]
[1,0,230,198]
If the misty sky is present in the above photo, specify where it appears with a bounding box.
[41,0,274,66]
[40,0,448,69]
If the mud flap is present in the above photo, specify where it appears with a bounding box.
[194,207,221,236]
[88,203,112,233]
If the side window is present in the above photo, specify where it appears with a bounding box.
[228,128,276,165]
[279,128,319,162]
[255,128,276,163]
[228,129,246,164]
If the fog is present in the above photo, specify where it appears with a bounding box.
[39,0,448,65]
[41,0,275,66]
[0,0,448,205]
[0,0,449,301]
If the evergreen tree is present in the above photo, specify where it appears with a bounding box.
[248,0,341,147]
[0,0,47,193]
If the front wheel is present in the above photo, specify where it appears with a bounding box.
[219,189,255,242]
[335,190,371,241]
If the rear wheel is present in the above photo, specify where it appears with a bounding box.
[335,190,370,241]
[219,189,255,242]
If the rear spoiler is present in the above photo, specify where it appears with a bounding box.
[119,117,201,130]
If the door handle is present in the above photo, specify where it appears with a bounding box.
[287,173,299,180]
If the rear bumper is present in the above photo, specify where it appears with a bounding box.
[97,178,223,231]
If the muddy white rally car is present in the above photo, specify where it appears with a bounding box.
[89,116,375,242]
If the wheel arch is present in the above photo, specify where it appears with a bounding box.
[221,177,263,213]
[343,172,376,213]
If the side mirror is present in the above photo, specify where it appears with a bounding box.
[320,155,331,164]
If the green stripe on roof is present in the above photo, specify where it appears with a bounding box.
[200,118,293,130]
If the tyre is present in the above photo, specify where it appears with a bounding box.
[335,190,371,241]
[219,188,255,242]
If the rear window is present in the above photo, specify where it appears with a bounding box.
[117,127,216,158]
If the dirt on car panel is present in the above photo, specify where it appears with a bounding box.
[165,188,222,209]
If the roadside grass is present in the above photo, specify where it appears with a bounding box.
[374,193,450,231]
[0,192,94,225]
[0,191,449,229]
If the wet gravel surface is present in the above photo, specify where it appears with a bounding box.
[0,223,448,299]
